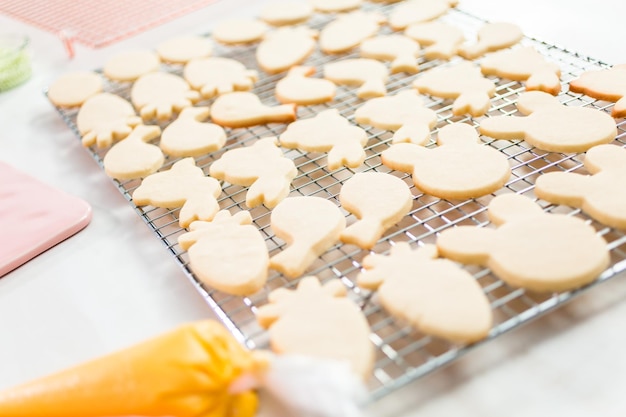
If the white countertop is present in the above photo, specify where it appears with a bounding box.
[1,1,625,416]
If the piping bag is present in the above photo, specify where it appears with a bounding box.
[0,320,366,417]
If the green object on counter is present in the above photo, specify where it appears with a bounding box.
[0,35,31,92]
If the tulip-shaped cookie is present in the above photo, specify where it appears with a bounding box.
[569,64,626,118]
[479,91,617,152]
[437,194,610,292]
[183,57,258,98]
[132,158,222,227]
[319,11,385,54]
[256,276,374,379]
[354,89,437,145]
[358,243,492,343]
[178,211,269,295]
[77,93,141,148]
[275,66,336,105]
[340,172,413,249]
[279,109,368,170]
[405,21,464,60]
[413,62,495,116]
[389,0,458,30]
[324,58,389,99]
[210,92,296,128]
[270,196,346,278]
[256,27,318,74]
[382,123,511,199]
[360,34,421,74]
[159,107,226,157]
[535,144,626,229]
[103,125,164,180]
[458,22,523,59]
[209,137,297,208]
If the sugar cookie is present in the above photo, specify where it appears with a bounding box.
[340,172,413,249]
[184,57,258,98]
[212,18,268,45]
[324,58,389,99]
[319,11,385,54]
[256,27,318,74]
[310,0,363,12]
[47,71,103,107]
[103,125,164,180]
[156,35,213,64]
[133,158,222,227]
[77,93,142,148]
[159,107,226,158]
[178,211,269,296]
[354,89,437,145]
[209,137,297,208]
[535,144,626,229]
[389,0,458,30]
[360,34,421,74]
[279,109,368,170]
[413,61,496,116]
[404,21,464,60]
[458,22,523,60]
[103,50,160,82]
[358,243,492,344]
[256,276,373,379]
[259,1,313,26]
[275,66,336,105]
[437,194,610,292]
[210,92,296,128]
[481,46,561,95]
[569,64,626,118]
[130,72,200,121]
[479,91,617,152]
[269,196,346,278]
[382,123,510,199]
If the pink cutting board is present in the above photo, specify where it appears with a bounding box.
[0,162,92,277]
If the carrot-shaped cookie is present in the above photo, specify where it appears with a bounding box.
[210,92,296,128]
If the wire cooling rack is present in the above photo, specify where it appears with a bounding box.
[49,3,626,401]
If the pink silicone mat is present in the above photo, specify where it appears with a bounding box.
[0,162,92,277]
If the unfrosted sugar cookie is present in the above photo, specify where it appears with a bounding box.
[270,196,346,278]
[256,27,318,74]
[132,158,222,227]
[103,50,160,82]
[479,91,617,152]
[184,57,258,98]
[47,71,103,107]
[210,91,296,128]
[130,72,200,121]
[404,21,464,60]
[437,193,610,292]
[458,22,523,60]
[103,125,164,180]
[260,1,313,26]
[569,64,626,118]
[209,137,297,208]
[275,66,336,105]
[360,34,421,74]
[178,211,269,296]
[156,35,213,64]
[340,172,413,249]
[77,93,142,148]
[382,123,511,199]
[310,0,363,12]
[535,144,626,229]
[358,243,492,344]
[319,11,385,54]
[389,0,458,30]
[160,107,226,157]
[481,46,561,95]
[279,109,368,170]
[413,61,495,116]
[354,89,437,145]
[256,276,374,379]
[212,18,268,45]
[324,58,389,99]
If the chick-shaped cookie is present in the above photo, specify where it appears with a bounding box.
[382,123,511,199]
[324,58,389,99]
[103,125,164,180]
[569,64,626,118]
[481,46,562,95]
[132,158,222,228]
[256,276,374,379]
[279,109,368,170]
[389,0,458,30]
[275,66,336,105]
[77,93,142,148]
[209,137,297,209]
[354,89,437,145]
[319,10,385,54]
[360,34,421,74]
[412,61,495,116]
[457,22,523,59]
[159,107,226,158]
[183,57,258,99]
[256,26,318,74]
[404,21,465,60]
[340,172,413,249]
[535,144,626,229]
[358,243,492,344]
[437,193,610,292]
[270,196,346,278]
[479,91,617,152]
[178,210,268,296]
[130,72,200,121]
[210,92,297,128]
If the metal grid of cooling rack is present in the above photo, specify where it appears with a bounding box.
[49,3,626,401]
